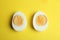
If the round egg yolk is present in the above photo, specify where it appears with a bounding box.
[36,15,47,26]
[13,16,23,26]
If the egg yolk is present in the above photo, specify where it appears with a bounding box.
[36,15,47,26]
[13,16,23,26]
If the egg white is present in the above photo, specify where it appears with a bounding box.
[33,11,48,32]
[12,11,27,32]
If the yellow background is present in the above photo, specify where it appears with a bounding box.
[0,0,60,40]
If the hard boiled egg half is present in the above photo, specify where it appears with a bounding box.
[33,11,48,32]
[12,11,27,32]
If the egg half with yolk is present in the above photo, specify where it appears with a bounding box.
[12,11,27,32]
[33,11,48,32]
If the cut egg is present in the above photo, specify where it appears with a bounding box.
[33,11,48,32]
[12,11,27,31]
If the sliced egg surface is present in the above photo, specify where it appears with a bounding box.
[33,11,48,32]
[12,11,27,32]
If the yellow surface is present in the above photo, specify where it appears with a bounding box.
[0,0,60,40]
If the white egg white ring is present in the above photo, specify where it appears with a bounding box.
[12,11,27,32]
[33,11,48,32]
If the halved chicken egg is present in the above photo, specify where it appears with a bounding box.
[33,11,48,32]
[12,11,27,32]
